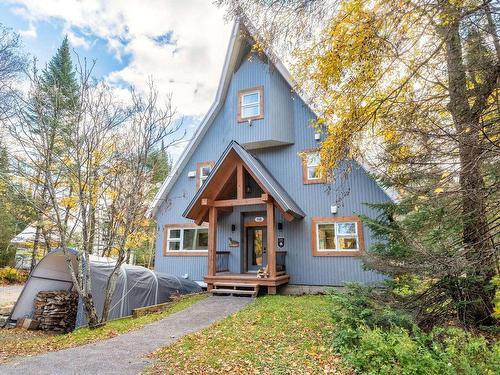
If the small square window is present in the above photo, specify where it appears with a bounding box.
[238,86,264,122]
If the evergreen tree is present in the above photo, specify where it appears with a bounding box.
[27,36,80,270]
[0,142,34,266]
[41,35,80,112]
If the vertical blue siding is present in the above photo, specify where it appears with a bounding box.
[155,51,390,285]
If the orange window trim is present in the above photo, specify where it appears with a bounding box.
[311,216,365,257]
[196,161,215,190]
[163,223,209,257]
[301,148,326,185]
[237,85,264,123]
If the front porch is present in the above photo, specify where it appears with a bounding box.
[182,141,305,295]
[205,272,290,295]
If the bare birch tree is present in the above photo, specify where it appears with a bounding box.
[7,53,182,325]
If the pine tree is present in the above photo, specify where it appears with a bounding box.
[28,36,80,270]
[41,35,80,112]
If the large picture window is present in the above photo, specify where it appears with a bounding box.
[237,86,264,122]
[311,217,364,256]
[163,224,209,256]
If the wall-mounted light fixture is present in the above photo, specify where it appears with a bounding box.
[330,205,338,214]
[231,224,236,232]
[277,222,283,231]
[246,185,252,194]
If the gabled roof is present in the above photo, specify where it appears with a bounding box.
[183,140,305,221]
[147,20,396,218]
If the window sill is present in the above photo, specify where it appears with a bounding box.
[164,251,208,257]
[303,177,326,185]
[237,114,264,123]
[312,250,363,257]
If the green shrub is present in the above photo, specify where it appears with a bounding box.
[330,285,499,374]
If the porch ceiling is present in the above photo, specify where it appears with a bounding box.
[183,140,305,222]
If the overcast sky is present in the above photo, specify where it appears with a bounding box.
[0,0,233,160]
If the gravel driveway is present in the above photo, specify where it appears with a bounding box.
[0,285,24,306]
[0,296,252,375]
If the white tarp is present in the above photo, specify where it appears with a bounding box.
[10,249,201,327]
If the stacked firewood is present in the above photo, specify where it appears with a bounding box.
[33,290,78,332]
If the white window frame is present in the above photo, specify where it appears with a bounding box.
[306,152,321,180]
[316,221,359,252]
[199,164,212,186]
[240,90,261,119]
[167,227,209,252]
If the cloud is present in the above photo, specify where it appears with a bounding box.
[6,0,232,121]
[18,21,37,38]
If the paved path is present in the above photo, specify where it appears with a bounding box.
[0,296,252,375]
[0,285,24,306]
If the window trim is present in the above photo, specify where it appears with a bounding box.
[237,86,264,122]
[311,216,365,257]
[302,149,326,184]
[196,161,214,190]
[163,223,209,256]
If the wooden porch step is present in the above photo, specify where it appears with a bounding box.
[214,282,258,288]
[211,282,259,297]
[211,288,257,296]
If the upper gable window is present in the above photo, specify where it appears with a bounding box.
[238,86,264,122]
[302,150,326,184]
[196,161,214,190]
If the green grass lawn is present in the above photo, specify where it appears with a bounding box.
[146,295,350,374]
[0,293,208,364]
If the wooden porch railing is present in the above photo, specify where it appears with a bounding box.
[276,250,286,272]
[216,251,230,272]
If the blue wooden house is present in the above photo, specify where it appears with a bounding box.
[148,21,393,295]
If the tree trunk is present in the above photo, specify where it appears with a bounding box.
[100,260,123,323]
[442,12,495,325]
[82,294,99,327]
[30,224,41,272]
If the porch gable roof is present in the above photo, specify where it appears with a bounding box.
[183,140,305,221]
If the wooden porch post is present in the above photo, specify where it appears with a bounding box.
[266,201,276,280]
[208,206,218,281]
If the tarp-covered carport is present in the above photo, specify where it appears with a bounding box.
[9,249,201,328]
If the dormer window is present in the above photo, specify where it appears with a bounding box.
[196,161,214,190]
[302,149,326,184]
[238,86,264,122]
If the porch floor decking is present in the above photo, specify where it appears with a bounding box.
[205,272,289,288]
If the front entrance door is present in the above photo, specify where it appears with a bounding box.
[246,227,267,272]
